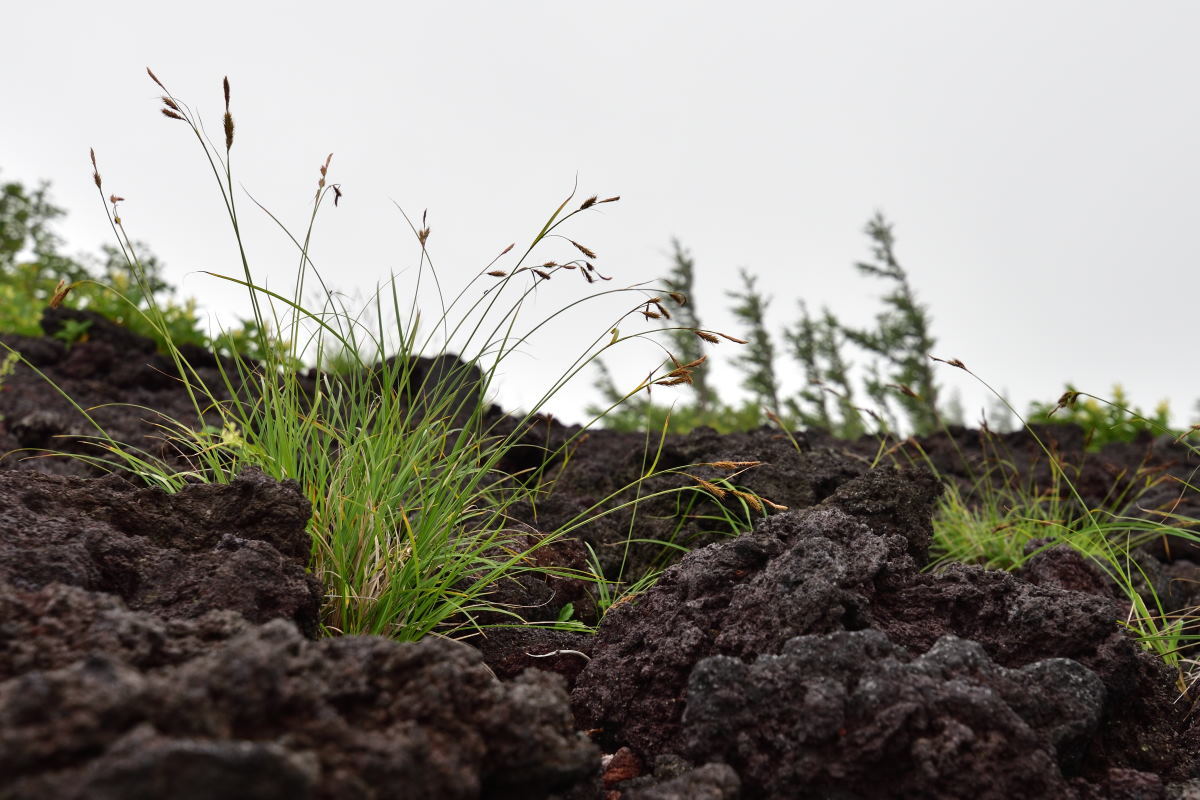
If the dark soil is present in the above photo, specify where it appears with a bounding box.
[2,312,1200,798]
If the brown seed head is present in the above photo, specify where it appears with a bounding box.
[930,355,967,370]
[162,108,186,121]
[695,330,720,344]
[499,243,515,256]
[162,96,181,112]
[732,490,764,514]
[668,291,687,305]
[48,279,74,309]
[689,476,728,499]
[418,227,431,246]
[223,76,231,110]
[706,460,762,470]
[640,310,662,320]
[1052,390,1080,416]
[718,332,749,344]
[147,67,167,91]
[332,185,342,206]
[598,196,620,204]
[89,148,101,189]
[570,240,597,259]
[108,194,124,204]
[580,195,598,210]
[488,270,508,277]
[533,268,552,280]
[223,112,235,150]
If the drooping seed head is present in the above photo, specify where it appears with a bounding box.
[570,240,597,259]
[162,108,186,121]
[695,330,720,344]
[689,476,728,499]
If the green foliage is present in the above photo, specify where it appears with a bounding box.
[1027,384,1172,450]
[0,175,210,352]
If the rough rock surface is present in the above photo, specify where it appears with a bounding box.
[0,466,322,634]
[4,315,1200,797]
[572,466,1200,798]
[0,619,598,799]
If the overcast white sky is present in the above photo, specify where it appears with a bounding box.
[6,2,1198,428]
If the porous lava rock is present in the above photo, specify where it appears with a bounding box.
[572,465,1199,797]
[0,618,598,799]
[0,466,321,634]
[681,629,1104,798]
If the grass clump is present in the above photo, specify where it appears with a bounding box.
[5,69,753,641]
[923,358,1200,694]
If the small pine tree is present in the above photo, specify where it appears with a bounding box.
[840,212,940,434]
[727,268,780,413]
[783,299,834,431]
[783,302,868,438]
